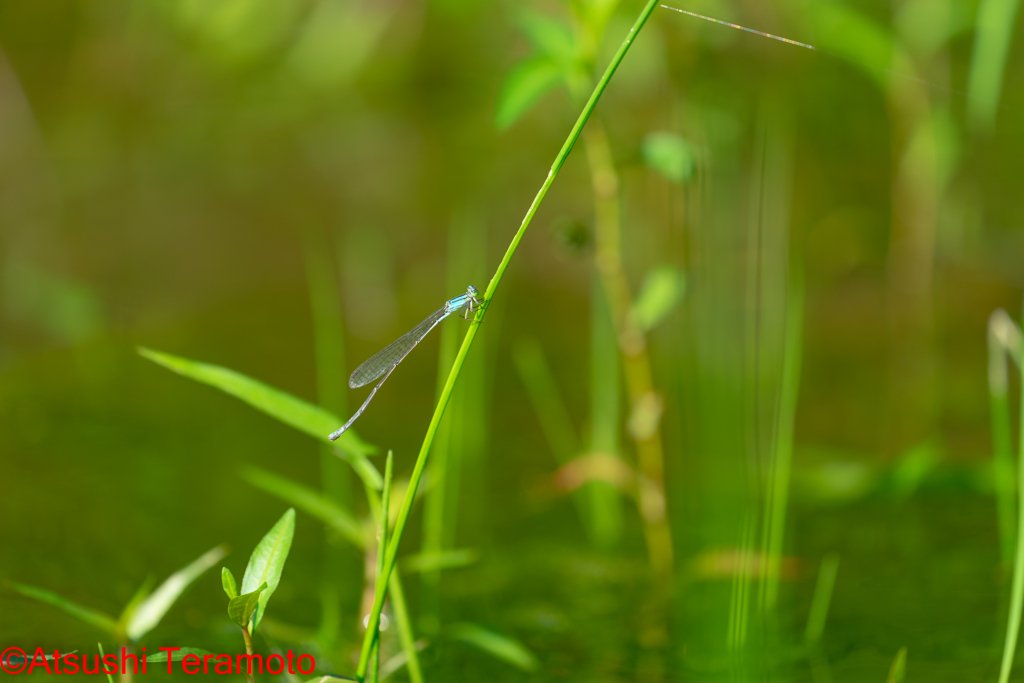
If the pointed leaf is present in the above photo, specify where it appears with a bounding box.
[967,0,1021,133]
[96,643,115,683]
[631,266,686,332]
[810,1,903,90]
[240,509,295,632]
[146,647,213,663]
[221,567,238,599]
[495,57,563,130]
[228,582,267,627]
[518,10,577,64]
[4,581,118,634]
[575,0,621,37]
[126,545,228,641]
[137,347,377,460]
[642,132,696,184]
[448,622,539,671]
[117,576,155,630]
[242,466,365,548]
[334,442,384,491]
[886,646,908,683]
[401,549,480,574]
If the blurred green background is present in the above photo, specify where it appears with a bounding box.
[1,0,1023,681]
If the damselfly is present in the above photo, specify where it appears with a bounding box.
[328,285,482,441]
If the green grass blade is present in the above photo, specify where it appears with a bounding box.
[804,553,840,645]
[512,337,580,462]
[990,309,1021,563]
[137,347,377,462]
[494,57,562,131]
[810,1,902,90]
[117,575,155,631]
[401,549,479,573]
[379,638,427,681]
[4,580,118,634]
[146,647,214,663]
[241,508,295,632]
[967,0,1022,134]
[303,223,354,649]
[588,273,623,550]
[368,453,393,683]
[386,572,422,683]
[355,2,661,676]
[886,646,908,683]
[242,466,365,548]
[448,622,539,671]
[997,305,1024,683]
[126,544,228,641]
[764,266,804,609]
[96,643,115,683]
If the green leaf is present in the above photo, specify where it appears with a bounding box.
[125,545,227,641]
[495,57,562,130]
[332,443,383,492]
[117,576,155,633]
[242,466,366,549]
[305,677,358,683]
[240,508,295,632]
[401,549,480,574]
[96,643,115,683]
[137,347,377,460]
[967,0,1022,134]
[631,266,686,332]
[228,582,267,628]
[642,132,696,184]
[886,646,908,683]
[810,1,902,90]
[518,10,578,64]
[573,0,621,37]
[221,567,238,600]
[146,647,214,663]
[448,622,539,671]
[887,440,940,498]
[4,581,118,634]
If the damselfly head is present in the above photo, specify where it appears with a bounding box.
[467,285,478,297]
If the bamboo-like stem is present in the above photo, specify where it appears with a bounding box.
[354,2,661,677]
[583,119,674,584]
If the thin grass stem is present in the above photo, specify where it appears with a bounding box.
[362,476,422,683]
[804,553,840,646]
[989,309,1021,564]
[367,453,393,683]
[354,2,661,676]
[764,265,803,609]
[302,224,352,649]
[996,304,1024,683]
